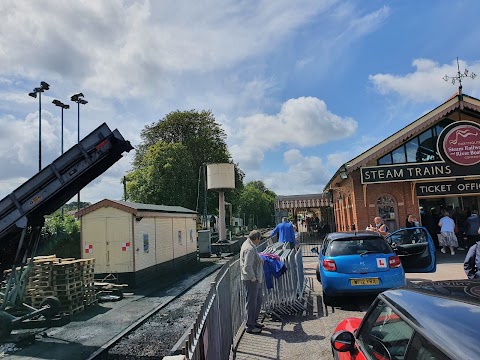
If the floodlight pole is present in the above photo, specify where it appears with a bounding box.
[71,93,88,211]
[38,91,42,172]
[29,81,50,172]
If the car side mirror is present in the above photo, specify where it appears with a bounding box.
[311,247,318,254]
[331,330,355,353]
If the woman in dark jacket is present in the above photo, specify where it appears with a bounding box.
[406,214,416,228]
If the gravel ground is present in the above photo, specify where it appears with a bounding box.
[96,271,218,359]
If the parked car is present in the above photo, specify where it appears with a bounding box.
[312,228,436,304]
[331,279,480,360]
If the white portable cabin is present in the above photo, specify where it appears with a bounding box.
[76,199,198,287]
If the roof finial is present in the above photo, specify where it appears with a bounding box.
[443,57,476,95]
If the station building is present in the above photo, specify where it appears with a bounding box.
[325,91,480,233]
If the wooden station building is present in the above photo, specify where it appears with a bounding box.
[325,91,480,233]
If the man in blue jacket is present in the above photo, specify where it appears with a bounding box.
[267,217,295,248]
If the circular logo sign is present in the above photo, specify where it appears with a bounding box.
[442,123,480,166]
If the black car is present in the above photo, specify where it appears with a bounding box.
[331,279,480,360]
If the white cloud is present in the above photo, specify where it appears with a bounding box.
[261,150,331,195]
[0,1,396,201]
[231,96,357,173]
[369,58,480,102]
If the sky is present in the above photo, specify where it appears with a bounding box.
[1,0,480,206]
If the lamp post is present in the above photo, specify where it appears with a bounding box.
[28,81,50,172]
[52,99,69,216]
[52,100,70,155]
[71,93,88,211]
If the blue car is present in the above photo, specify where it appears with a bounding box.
[313,227,436,305]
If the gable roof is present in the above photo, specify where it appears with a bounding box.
[76,199,197,218]
[324,93,480,191]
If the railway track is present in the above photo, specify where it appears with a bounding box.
[2,230,273,359]
[1,261,224,359]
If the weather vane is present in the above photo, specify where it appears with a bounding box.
[443,57,476,93]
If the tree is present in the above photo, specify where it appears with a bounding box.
[129,110,244,213]
[127,142,197,208]
[38,214,80,259]
[237,181,275,228]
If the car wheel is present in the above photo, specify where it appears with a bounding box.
[316,263,321,283]
[323,291,335,306]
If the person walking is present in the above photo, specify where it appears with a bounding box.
[438,210,458,255]
[293,224,300,250]
[240,230,264,334]
[267,217,295,248]
[465,210,480,248]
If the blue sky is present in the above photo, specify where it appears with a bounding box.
[1,0,480,204]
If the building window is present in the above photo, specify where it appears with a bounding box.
[392,146,406,163]
[378,153,392,165]
[405,138,419,163]
[376,118,454,166]
[376,194,397,232]
[143,234,149,253]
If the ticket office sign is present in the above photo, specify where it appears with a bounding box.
[416,179,480,197]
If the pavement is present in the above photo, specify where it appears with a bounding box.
[232,250,468,360]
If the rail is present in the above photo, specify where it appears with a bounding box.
[165,230,310,360]
[166,239,269,360]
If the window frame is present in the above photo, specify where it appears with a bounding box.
[376,119,454,166]
[355,296,451,360]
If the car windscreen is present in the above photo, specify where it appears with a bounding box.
[326,237,392,257]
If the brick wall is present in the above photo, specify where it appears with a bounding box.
[333,169,422,232]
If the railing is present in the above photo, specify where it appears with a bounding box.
[166,240,269,360]
[298,231,325,257]
[260,243,313,317]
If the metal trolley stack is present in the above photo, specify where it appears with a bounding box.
[260,243,313,317]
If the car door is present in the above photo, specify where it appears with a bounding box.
[385,226,436,273]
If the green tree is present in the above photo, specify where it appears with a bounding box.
[237,181,275,228]
[129,110,244,213]
[127,142,197,208]
[38,214,80,259]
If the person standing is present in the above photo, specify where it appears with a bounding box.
[210,215,216,231]
[267,217,295,248]
[465,210,480,248]
[240,230,264,334]
[406,214,416,228]
[464,234,480,279]
[367,217,389,237]
[438,211,458,255]
[293,224,300,249]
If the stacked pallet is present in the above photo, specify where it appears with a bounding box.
[26,256,58,307]
[23,256,97,316]
[82,258,96,308]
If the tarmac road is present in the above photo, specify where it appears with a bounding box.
[233,250,468,360]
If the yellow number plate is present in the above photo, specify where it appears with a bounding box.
[350,278,379,286]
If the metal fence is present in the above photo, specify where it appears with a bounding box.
[166,240,269,360]
[260,243,313,317]
[298,231,324,257]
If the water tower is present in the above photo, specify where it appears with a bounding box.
[207,163,235,241]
